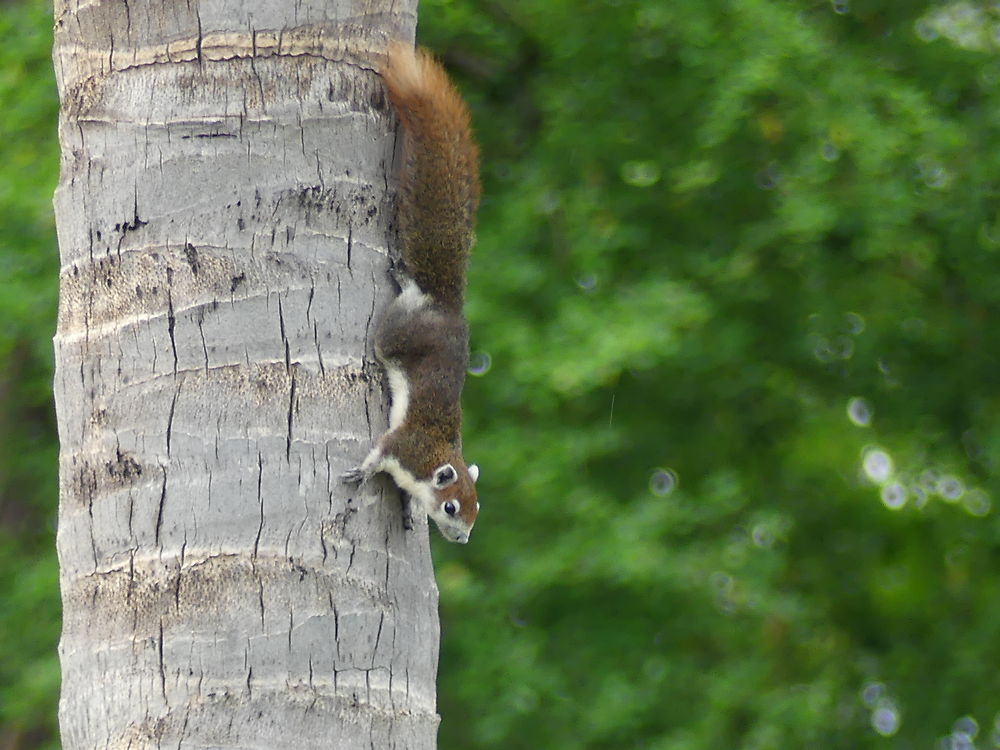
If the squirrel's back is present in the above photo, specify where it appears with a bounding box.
[382,43,480,311]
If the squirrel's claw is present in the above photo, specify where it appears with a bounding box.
[340,466,370,485]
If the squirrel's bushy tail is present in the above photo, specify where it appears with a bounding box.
[382,43,480,310]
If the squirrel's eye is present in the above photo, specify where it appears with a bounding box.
[434,464,457,488]
[443,500,459,517]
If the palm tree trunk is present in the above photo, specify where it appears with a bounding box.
[53,1,440,747]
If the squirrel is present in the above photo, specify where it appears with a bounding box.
[341,42,481,544]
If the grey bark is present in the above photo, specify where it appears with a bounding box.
[52,2,440,748]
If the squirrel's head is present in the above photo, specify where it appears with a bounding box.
[425,460,479,544]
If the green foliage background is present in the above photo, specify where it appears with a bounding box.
[4,0,1000,747]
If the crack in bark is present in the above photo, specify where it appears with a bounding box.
[167,289,178,374]
[324,443,333,516]
[198,315,209,372]
[155,468,167,544]
[332,603,339,646]
[286,367,296,461]
[313,319,326,374]
[362,269,378,369]
[372,611,384,671]
[253,452,265,560]
[278,294,290,373]
[194,4,203,63]
[363,392,373,442]
[127,490,135,541]
[158,619,167,701]
[346,224,353,269]
[166,386,178,455]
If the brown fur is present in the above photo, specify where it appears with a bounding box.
[383,43,480,312]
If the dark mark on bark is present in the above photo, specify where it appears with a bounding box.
[167,290,178,374]
[115,214,148,235]
[105,448,142,484]
[346,224,353,269]
[286,371,296,461]
[154,470,167,544]
[181,132,237,139]
[183,243,200,275]
[254,453,264,559]
[278,296,290,373]
[166,388,177,455]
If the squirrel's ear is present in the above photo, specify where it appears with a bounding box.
[433,463,457,488]
[468,464,480,484]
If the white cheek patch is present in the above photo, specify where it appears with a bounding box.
[378,455,437,512]
[468,464,480,483]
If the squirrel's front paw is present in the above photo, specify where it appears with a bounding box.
[340,466,369,485]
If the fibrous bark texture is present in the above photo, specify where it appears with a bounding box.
[53,1,440,748]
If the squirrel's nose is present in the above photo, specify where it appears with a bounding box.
[453,531,470,544]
